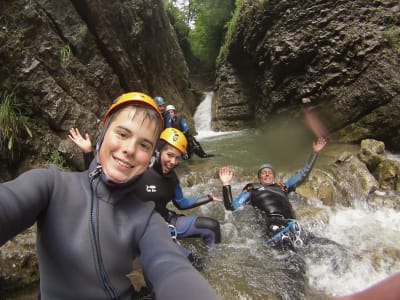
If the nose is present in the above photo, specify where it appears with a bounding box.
[170,156,179,166]
[121,138,137,155]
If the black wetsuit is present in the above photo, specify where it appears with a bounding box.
[135,154,221,247]
[83,151,221,248]
[165,114,212,159]
[223,152,319,249]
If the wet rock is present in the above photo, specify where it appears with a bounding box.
[358,139,386,172]
[214,0,400,151]
[358,139,400,191]
[0,227,38,293]
[367,190,400,210]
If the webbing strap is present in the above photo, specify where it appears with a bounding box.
[266,220,297,245]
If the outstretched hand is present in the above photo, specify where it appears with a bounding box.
[313,136,327,153]
[211,195,223,202]
[219,167,235,186]
[68,128,92,153]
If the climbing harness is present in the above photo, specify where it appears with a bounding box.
[168,223,185,247]
[266,219,304,248]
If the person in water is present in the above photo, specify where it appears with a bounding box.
[0,92,219,300]
[164,104,214,159]
[218,137,327,250]
[69,127,222,258]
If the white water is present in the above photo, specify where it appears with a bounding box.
[193,91,239,140]
[187,93,400,299]
[305,204,400,297]
[187,177,400,299]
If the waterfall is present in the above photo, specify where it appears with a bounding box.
[193,91,238,140]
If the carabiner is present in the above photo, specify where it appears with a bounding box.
[293,236,304,248]
[168,224,177,240]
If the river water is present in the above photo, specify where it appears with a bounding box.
[175,92,400,299]
[6,93,400,300]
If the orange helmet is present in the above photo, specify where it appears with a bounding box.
[103,92,164,125]
[159,128,187,153]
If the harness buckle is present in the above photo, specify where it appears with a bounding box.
[168,224,177,240]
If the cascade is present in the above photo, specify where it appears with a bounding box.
[193,91,237,140]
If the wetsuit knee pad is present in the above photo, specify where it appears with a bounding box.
[194,217,221,243]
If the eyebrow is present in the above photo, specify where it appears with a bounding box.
[115,125,155,148]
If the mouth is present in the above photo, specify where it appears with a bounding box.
[113,156,134,169]
[163,164,173,173]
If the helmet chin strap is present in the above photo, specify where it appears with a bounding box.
[95,117,111,155]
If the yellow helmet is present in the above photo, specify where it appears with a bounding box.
[103,92,164,125]
[159,128,187,153]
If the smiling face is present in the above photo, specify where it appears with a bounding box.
[160,144,182,174]
[99,107,159,183]
[168,109,175,119]
[258,168,275,185]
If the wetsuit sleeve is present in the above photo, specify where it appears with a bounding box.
[180,117,189,135]
[139,213,219,300]
[222,185,250,211]
[165,114,172,128]
[83,151,95,170]
[0,168,52,245]
[172,183,212,209]
[284,152,319,192]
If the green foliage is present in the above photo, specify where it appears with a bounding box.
[37,0,49,10]
[60,44,72,68]
[217,0,244,66]
[164,1,191,45]
[46,150,67,169]
[188,0,236,68]
[0,91,32,156]
[164,0,235,68]
[384,26,400,55]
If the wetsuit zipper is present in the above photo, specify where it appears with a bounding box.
[89,167,118,299]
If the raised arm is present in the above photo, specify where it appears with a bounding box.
[68,128,95,169]
[219,166,234,186]
[312,136,327,153]
[218,167,250,211]
[68,128,92,153]
[285,137,327,192]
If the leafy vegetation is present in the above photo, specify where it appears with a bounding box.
[0,91,32,156]
[46,150,67,169]
[217,0,244,66]
[384,26,400,55]
[163,0,191,55]
[164,0,235,68]
[60,44,72,68]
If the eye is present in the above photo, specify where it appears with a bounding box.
[114,129,128,139]
[140,142,153,151]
